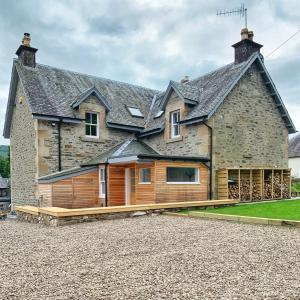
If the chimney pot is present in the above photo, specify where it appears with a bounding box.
[248,30,254,41]
[22,33,31,47]
[180,75,189,84]
[241,28,249,40]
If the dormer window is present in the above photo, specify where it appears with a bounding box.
[170,110,180,138]
[85,112,99,138]
[127,106,144,118]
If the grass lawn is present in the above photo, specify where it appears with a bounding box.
[180,199,300,221]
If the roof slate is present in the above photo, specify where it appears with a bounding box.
[82,139,159,166]
[289,134,300,158]
[15,60,158,128]
[5,52,296,137]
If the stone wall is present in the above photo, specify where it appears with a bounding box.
[38,96,131,176]
[10,82,38,206]
[211,64,288,171]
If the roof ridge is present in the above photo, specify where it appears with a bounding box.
[22,59,162,94]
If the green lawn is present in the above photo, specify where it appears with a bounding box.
[181,199,300,221]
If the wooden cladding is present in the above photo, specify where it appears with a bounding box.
[38,161,209,209]
[38,170,100,209]
[155,161,208,203]
[217,168,291,202]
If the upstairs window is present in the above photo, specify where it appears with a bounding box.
[85,112,98,138]
[170,110,180,138]
[127,106,144,118]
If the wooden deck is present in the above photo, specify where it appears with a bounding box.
[16,199,239,218]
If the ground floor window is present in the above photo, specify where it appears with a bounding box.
[166,167,199,183]
[99,167,106,197]
[139,168,151,183]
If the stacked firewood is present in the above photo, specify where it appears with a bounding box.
[229,181,261,202]
[264,172,290,199]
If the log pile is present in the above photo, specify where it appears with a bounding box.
[229,181,261,202]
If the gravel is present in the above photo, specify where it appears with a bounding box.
[0,216,300,300]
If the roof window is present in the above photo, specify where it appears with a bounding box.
[127,106,144,118]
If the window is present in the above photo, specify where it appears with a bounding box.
[170,110,180,138]
[85,112,98,137]
[127,106,144,118]
[139,168,151,183]
[99,167,106,197]
[166,167,199,184]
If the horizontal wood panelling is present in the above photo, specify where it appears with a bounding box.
[108,165,125,206]
[38,170,100,209]
[38,184,52,207]
[135,163,155,205]
[155,161,208,203]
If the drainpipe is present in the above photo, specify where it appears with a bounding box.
[57,120,62,171]
[104,162,108,207]
[202,122,213,200]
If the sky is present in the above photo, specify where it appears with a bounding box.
[0,0,299,145]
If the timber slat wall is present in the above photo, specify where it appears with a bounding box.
[135,163,155,205]
[39,171,100,209]
[108,165,125,206]
[155,161,208,203]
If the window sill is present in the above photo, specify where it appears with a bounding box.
[81,136,101,143]
[139,182,152,185]
[166,182,200,185]
[166,136,183,144]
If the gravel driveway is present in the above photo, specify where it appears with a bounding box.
[0,215,299,300]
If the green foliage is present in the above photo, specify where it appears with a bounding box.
[291,181,300,193]
[180,199,300,221]
[0,146,10,178]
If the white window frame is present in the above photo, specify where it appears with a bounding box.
[170,110,180,138]
[99,167,106,198]
[139,168,151,184]
[166,167,200,184]
[85,112,99,138]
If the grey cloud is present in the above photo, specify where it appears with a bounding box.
[0,0,299,145]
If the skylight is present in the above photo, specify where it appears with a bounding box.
[154,110,164,118]
[127,106,144,118]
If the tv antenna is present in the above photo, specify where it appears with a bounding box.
[217,4,248,28]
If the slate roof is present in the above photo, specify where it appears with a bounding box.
[4,52,296,138]
[289,134,300,158]
[82,139,159,166]
[14,60,158,128]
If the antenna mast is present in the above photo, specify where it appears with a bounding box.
[217,3,248,28]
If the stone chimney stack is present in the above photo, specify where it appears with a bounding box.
[16,33,38,67]
[232,29,263,64]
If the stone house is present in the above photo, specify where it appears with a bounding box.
[3,29,296,208]
[289,134,300,178]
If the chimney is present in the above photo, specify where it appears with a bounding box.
[16,33,38,67]
[232,29,263,64]
[180,75,189,84]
